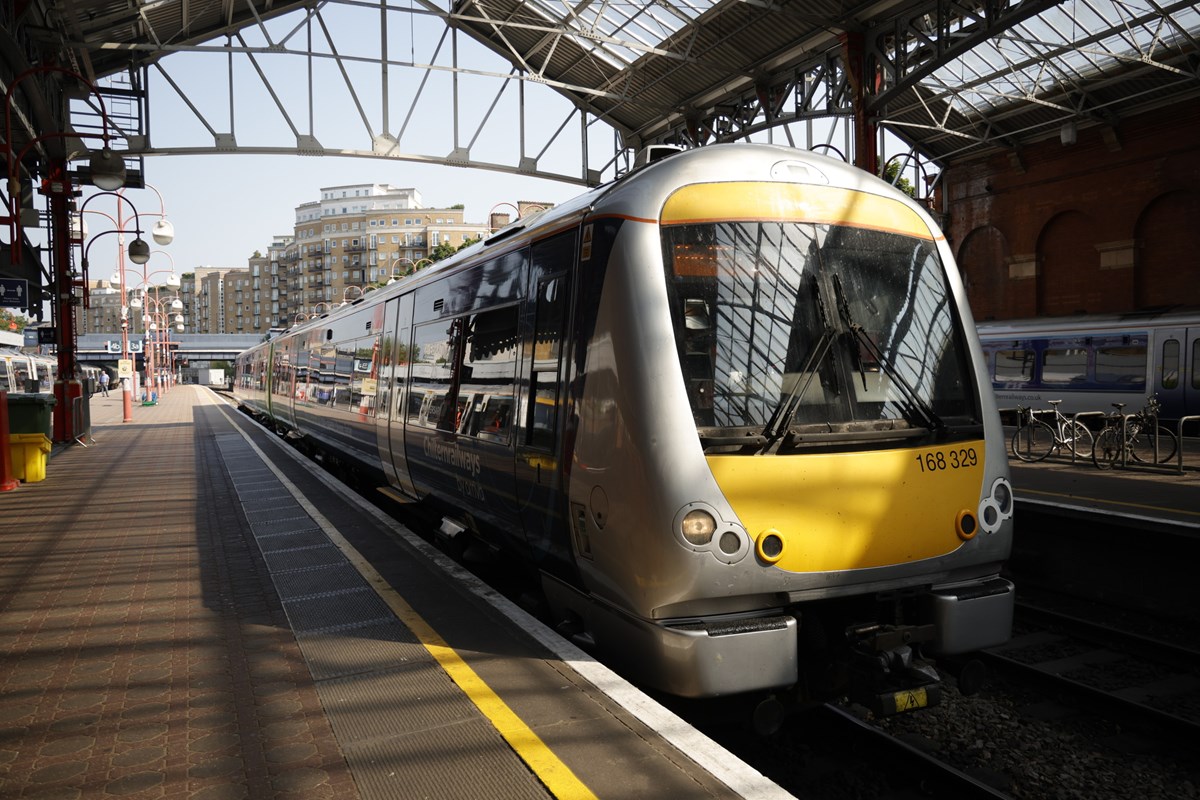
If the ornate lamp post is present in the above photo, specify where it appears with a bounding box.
[141,293,184,398]
[121,266,180,407]
[77,193,159,423]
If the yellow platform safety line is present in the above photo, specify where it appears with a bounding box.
[221,406,598,800]
[356,567,598,800]
[1018,487,1200,518]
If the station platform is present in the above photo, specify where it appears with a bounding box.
[0,386,791,800]
[1007,441,1200,529]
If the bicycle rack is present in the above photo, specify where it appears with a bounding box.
[1114,413,1178,471]
[1069,411,1104,465]
[1177,416,1200,475]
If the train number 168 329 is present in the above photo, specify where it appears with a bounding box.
[915,447,978,473]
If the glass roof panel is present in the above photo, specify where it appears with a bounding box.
[922,0,1200,120]
[521,0,718,69]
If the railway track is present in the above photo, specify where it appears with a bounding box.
[979,599,1200,744]
[665,699,1016,800]
[788,704,1014,799]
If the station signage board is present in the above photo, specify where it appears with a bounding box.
[0,278,27,308]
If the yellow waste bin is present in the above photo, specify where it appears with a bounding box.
[10,433,51,482]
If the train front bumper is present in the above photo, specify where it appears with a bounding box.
[925,576,1015,654]
[594,609,799,697]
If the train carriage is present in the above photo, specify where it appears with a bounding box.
[236,144,1014,712]
[977,310,1200,420]
[1,351,58,394]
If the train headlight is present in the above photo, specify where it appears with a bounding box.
[993,480,1013,516]
[675,504,750,563]
[681,509,717,545]
[977,477,1014,535]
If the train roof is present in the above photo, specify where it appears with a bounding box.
[977,308,1200,338]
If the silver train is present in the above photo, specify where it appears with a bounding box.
[235,144,1014,712]
[1,350,103,396]
[978,309,1200,420]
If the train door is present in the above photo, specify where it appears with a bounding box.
[1155,327,1186,419]
[1186,327,1200,420]
[378,293,418,498]
[514,231,576,570]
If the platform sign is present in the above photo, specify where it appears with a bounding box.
[0,278,27,308]
[118,359,134,379]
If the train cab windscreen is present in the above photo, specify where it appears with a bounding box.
[663,221,979,450]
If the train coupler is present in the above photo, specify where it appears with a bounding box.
[845,623,942,716]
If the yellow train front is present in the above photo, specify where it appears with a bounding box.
[234,143,1013,713]
[548,145,1013,710]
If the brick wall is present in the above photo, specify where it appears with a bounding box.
[940,102,1200,322]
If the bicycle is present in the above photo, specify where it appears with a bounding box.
[1010,400,1093,462]
[1091,395,1178,470]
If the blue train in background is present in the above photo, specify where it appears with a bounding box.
[977,309,1200,420]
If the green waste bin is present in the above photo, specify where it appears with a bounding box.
[7,393,56,438]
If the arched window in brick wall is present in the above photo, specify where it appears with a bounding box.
[957,226,1009,321]
[1036,210,1128,316]
[1135,189,1200,309]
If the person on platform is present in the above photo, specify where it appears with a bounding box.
[99,371,110,397]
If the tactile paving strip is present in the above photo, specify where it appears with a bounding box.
[214,433,550,799]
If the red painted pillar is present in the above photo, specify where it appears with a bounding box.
[840,31,878,177]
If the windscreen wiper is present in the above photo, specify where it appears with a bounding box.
[831,274,944,433]
[761,281,836,441]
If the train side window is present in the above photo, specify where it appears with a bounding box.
[1094,345,1147,389]
[527,275,567,450]
[12,359,30,391]
[271,347,293,400]
[461,305,519,442]
[1193,341,1200,390]
[408,322,456,428]
[1041,348,1088,384]
[994,349,1033,382]
[332,345,356,409]
[349,336,380,413]
[1160,340,1179,390]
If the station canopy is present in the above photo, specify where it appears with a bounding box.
[13,0,1200,168]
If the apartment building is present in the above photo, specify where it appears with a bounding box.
[76,184,495,337]
[283,183,491,323]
